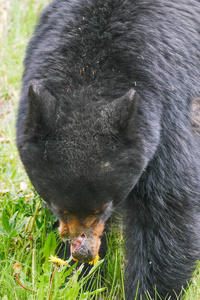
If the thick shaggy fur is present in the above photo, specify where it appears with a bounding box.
[17,0,200,299]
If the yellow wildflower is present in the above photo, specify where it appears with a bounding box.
[49,255,67,266]
[89,254,100,266]
[50,254,100,267]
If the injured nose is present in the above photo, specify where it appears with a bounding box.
[70,234,93,263]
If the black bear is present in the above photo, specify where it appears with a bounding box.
[17,0,200,299]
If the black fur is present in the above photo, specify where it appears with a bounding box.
[17,0,200,299]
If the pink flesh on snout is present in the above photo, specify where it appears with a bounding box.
[70,234,85,253]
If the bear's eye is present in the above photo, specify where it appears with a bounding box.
[63,210,70,215]
[93,201,113,217]
[94,209,105,216]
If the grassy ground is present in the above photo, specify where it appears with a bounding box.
[0,1,200,299]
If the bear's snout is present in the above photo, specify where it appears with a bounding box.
[70,235,93,263]
[70,233,85,252]
[59,217,105,263]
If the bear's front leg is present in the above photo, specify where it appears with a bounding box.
[124,189,198,300]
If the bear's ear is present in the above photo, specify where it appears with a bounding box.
[25,83,57,132]
[103,89,139,131]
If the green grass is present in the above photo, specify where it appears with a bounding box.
[0,1,200,299]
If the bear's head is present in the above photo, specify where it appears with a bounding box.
[17,83,148,262]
